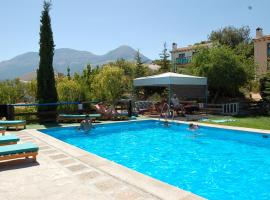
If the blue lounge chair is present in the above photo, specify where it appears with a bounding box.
[0,135,19,146]
[0,120,26,130]
[0,142,38,162]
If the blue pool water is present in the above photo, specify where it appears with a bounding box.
[41,120,270,200]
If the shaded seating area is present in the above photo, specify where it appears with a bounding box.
[0,142,38,162]
[133,72,208,118]
[134,101,153,114]
[0,120,26,130]
[0,134,19,146]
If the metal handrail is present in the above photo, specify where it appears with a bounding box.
[159,103,174,122]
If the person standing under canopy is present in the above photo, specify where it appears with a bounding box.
[171,94,185,115]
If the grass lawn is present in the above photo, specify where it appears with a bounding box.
[201,116,270,130]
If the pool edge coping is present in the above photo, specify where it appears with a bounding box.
[165,119,270,134]
[24,127,204,200]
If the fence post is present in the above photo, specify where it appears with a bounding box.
[7,105,14,120]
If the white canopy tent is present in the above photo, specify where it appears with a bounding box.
[133,72,208,104]
[134,72,207,87]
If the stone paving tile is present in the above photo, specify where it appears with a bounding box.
[39,145,52,151]
[66,164,88,172]
[19,136,33,139]
[42,149,59,155]
[94,178,124,192]
[57,158,77,166]
[76,170,101,182]
[112,188,144,200]
[49,154,68,160]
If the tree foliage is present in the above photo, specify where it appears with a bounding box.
[74,64,95,100]
[260,73,270,102]
[260,73,270,114]
[191,45,253,101]
[158,42,171,73]
[134,49,147,78]
[91,66,126,104]
[57,78,81,102]
[209,26,251,48]
[0,79,25,104]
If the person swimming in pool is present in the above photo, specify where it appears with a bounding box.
[189,123,199,130]
[79,115,92,132]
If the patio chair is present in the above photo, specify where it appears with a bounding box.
[0,142,38,162]
[0,134,19,146]
[134,101,153,114]
[0,120,26,131]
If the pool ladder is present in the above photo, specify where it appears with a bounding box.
[159,103,174,124]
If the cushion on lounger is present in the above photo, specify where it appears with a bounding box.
[0,135,19,144]
[59,114,101,118]
[59,114,86,118]
[0,142,38,156]
[0,120,26,125]
[0,126,5,130]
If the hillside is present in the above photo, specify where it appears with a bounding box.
[0,45,151,80]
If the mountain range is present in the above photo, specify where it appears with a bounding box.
[0,45,151,80]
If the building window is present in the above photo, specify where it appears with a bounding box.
[178,53,185,58]
[267,43,270,57]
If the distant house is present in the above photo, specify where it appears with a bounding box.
[253,27,270,76]
[170,42,211,71]
[146,63,160,71]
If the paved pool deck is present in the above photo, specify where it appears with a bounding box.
[0,120,203,200]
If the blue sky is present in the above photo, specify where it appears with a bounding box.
[0,0,269,61]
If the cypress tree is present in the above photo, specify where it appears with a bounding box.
[37,1,58,121]
[67,66,71,80]
[134,49,146,78]
[159,42,171,73]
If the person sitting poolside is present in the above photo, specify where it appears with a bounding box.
[79,115,92,132]
[189,123,199,130]
[95,103,117,115]
[171,94,185,115]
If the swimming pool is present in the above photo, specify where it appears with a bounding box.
[41,120,270,200]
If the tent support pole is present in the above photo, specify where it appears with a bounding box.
[205,84,208,108]
[168,84,172,115]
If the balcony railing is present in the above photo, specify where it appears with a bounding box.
[175,56,192,65]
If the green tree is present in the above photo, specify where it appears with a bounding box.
[134,49,146,78]
[26,79,37,101]
[0,79,25,104]
[106,59,136,93]
[107,59,135,77]
[209,26,251,48]
[74,64,93,100]
[191,45,251,101]
[158,42,171,73]
[57,78,81,102]
[260,73,270,114]
[91,66,126,105]
[36,1,58,121]
[67,66,71,80]
[260,73,270,102]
